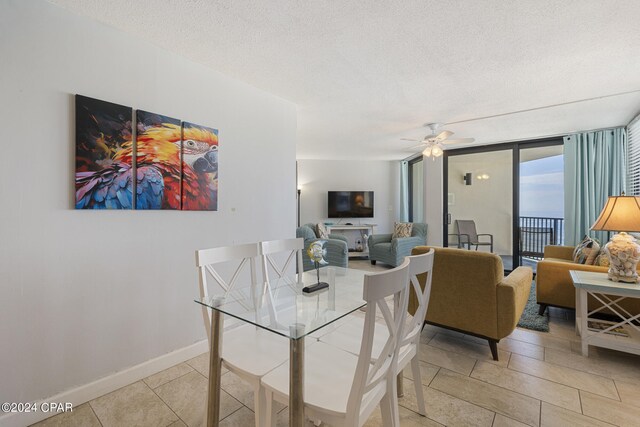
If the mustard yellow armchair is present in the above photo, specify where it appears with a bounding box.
[409,246,532,360]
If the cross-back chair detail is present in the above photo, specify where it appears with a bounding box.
[346,257,410,426]
[260,238,304,285]
[195,242,291,427]
[398,249,435,415]
[258,238,305,331]
[261,257,410,427]
[402,249,435,348]
[196,243,261,338]
[316,249,435,418]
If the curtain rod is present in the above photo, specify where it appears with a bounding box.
[401,124,627,158]
[445,125,626,151]
[546,124,625,139]
[445,89,640,126]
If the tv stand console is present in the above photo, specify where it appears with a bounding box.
[326,224,376,259]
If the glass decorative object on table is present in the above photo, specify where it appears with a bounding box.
[305,240,329,291]
[604,233,640,283]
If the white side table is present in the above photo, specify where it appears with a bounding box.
[570,270,640,357]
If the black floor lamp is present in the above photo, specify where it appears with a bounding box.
[297,187,301,227]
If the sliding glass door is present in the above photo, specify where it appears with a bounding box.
[444,138,564,272]
[519,145,564,268]
[446,149,514,268]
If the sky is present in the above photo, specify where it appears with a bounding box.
[520,154,564,218]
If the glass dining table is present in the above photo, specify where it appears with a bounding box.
[195,266,368,427]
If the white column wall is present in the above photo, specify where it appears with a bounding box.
[0,0,297,407]
[424,157,444,246]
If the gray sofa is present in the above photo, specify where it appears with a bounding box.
[368,223,428,267]
[296,223,349,271]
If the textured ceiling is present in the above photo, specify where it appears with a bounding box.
[49,0,640,159]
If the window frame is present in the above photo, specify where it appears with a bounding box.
[407,155,423,222]
[627,115,640,196]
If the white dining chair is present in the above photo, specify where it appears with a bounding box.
[318,249,435,415]
[260,238,304,285]
[260,258,411,427]
[259,238,305,321]
[196,243,289,427]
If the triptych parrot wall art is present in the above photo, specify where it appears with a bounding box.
[75,95,218,210]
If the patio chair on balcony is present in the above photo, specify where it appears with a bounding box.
[450,220,493,253]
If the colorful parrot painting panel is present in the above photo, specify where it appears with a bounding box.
[181,122,219,211]
[135,110,182,210]
[75,95,134,209]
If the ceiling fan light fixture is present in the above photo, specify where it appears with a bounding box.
[402,123,473,156]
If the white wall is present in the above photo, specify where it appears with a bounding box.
[0,0,296,410]
[297,160,399,234]
[424,157,444,246]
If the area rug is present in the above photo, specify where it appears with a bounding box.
[517,282,549,332]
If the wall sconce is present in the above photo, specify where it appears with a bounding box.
[476,173,490,181]
[463,173,472,186]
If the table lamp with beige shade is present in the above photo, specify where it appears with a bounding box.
[591,193,640,283]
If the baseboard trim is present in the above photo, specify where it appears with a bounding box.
[0,340,209,427]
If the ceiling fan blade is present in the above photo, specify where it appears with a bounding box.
[400,138,420,142]
[441,138,475,145]
[435,130,454,141]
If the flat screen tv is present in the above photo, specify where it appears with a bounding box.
[328,191,374,218]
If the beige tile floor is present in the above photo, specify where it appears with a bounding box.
[34,260,640,427]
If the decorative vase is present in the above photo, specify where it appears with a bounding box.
[605,232,640,283]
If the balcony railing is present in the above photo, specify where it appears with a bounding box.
[519,216,564,260]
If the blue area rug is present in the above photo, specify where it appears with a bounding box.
[517,282,549,332]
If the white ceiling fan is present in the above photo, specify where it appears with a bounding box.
[402,123,475,158]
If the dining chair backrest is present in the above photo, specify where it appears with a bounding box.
[260,238,304,285]
[195,243,260,339]
[347,258,410,425]
[401,249,435,348]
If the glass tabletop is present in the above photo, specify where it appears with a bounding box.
[195,266,367,339]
